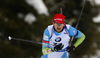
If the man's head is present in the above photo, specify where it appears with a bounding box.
[53,14,65,33]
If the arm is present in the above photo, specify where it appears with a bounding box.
[68,26,85,48]
[42,28,52,55]
[74,30,85,47]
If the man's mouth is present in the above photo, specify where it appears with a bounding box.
[57,28,61,30]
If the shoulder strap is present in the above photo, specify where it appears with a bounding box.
[49,27,54,39]
[64,25,71,37]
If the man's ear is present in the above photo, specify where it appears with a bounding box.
[53,22,54,24]
[63,24,65,26]
[64,23,65,25]
[53,24,55,26]
[53,22,55,25]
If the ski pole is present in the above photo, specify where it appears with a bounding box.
[60,5,63,14]
[60,5,64,14]
[8,36,42,44]
[69,0,86,46]
[8,36,54,46]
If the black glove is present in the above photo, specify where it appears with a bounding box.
[52,43,64,51]
[66,46,75,52]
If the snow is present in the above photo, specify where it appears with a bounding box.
[93,13,100,23]
[92,0,100,23]
[25,0,49,24]
[88,0,100,5]
[88,0,100,23]
[24,13,36,24]
[25,0,49,16]
[95,0,100,5]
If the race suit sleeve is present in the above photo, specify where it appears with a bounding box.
[68,26,85,47]
[42,28,52,55]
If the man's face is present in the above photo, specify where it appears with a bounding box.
[53,23,65,33]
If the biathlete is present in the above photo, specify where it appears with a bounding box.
[41,14,85,58]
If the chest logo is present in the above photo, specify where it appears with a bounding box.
[55,37,61,42]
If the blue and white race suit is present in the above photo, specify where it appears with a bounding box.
[41,24,84,58]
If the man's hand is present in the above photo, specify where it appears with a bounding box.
[42,48,53,55]
[52,43,64,51]
[66,46,75,52]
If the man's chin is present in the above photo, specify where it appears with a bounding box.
[56,30,61,33]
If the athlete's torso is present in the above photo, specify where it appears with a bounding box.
[48,25,70,50]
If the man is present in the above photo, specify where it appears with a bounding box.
[41,14,85,58]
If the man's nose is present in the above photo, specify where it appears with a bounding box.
[57,26,61,28]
